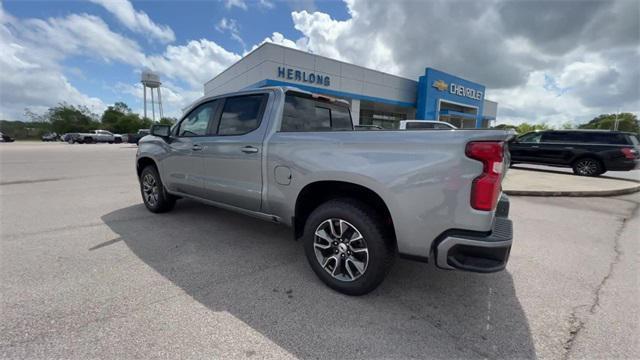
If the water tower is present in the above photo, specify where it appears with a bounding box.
[141,70,163,121]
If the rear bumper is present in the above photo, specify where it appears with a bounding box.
[435,195,513,273]
[606,159,640,171]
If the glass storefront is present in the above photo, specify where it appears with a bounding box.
[359,109,408,129]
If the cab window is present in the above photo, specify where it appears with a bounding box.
[217,95,267,136]
[178,102,217,137]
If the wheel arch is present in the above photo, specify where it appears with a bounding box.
[571,154,605,168]
[136,156,158,177]
[293,180,396,247]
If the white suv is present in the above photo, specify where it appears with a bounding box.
[399,120,457,130]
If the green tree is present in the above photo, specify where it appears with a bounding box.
[46,103,100,134]
[578,113,639,134]
[101,102,132,132]
[515,122,550,134]
[159,117,176,126]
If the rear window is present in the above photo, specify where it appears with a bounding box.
[581,132,629,145]
[628,135,639,146]
[281,93,352,132]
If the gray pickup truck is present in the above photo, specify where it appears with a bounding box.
[136,86,514,295]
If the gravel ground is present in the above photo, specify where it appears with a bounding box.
[1,142,638,359]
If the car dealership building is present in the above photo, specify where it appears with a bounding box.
[204,43,498,129]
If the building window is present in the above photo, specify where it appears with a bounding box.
[359,110,407,129]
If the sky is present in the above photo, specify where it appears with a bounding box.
[0,0,638,126]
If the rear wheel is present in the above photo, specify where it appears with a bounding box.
[572,157,603,177]
[303,199,395,296]
[140,165,176,213]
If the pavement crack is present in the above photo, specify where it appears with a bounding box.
[561,200,639,360]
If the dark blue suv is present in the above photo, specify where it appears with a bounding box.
[509,130,639,176]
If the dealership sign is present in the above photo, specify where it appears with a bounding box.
[432,79,483,101]
[278,66,330,87]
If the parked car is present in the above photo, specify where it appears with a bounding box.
[76,130,117,144]
[41,132,59,142]
[136,86,514,295]
[0,131,15,142]
[399,120,457,130]
[127,129,150,145]
[61,133,80,143]
[509,130,640,176]
[354,125,383,130]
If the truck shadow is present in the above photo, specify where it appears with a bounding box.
[102,200,535,359]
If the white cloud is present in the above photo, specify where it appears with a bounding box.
[89,0,175,43]
[0,5,141,118]
[216,17,246,49]
[224,0,247,10]
[0,2,241,120]
[258,0,275,9]
[145,39,240,89]
[262,0,639,126]
[3,0,637,127]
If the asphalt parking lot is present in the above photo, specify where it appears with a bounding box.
[1,142,638,359]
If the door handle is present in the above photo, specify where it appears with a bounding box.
[564,146,574,149]
[531,146,539,148]
[241,146,259,154]
[192,144,203,151]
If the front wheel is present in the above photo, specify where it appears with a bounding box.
[140,165,176,213]
[303,199,395,296]
[572,158,603,176]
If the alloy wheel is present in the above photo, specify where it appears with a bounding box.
[576,159,598,176]
[313,218,369,282]
[142,173,159,207]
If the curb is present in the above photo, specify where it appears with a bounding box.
[504,183,640,197]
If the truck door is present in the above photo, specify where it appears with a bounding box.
[198,93,269,211]
[162,100,218,198]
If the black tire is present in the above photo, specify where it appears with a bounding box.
[303,198,395,296]
[84,137,93,144]
[139,165,176,213]
[572,157,604,177]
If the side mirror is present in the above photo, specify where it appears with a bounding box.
[150,124,171,138]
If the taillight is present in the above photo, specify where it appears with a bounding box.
[621,148,637,160]
[466,141,504,211]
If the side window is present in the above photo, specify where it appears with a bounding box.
[281,93,353,132]
[518,132,542,143]
[217,95,267,136]
[562,132,585,143]
[540,132,565,142]
[178,102,216,137]
[581,132,628,145]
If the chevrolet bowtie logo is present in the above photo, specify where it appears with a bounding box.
[432,80,449,92]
